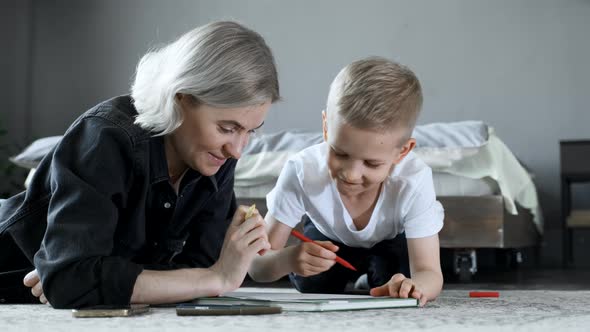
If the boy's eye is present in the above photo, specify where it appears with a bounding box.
[365,162,382,168]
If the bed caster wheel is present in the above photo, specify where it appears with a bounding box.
[454,249,477,282]
[458,259,472,282]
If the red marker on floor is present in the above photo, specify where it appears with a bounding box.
[469,291,500,298]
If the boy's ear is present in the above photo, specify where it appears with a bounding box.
[322,110,328,141]
[395,138,416,163]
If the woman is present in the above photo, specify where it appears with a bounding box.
[0,21,280,308]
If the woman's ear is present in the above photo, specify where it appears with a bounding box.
[176,93,198,109]
[322,110,328,141]
[395,138,416,163]
[176,93,188,111]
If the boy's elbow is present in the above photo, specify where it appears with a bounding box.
[247,270,261,282]
[247,261,264,282]
[248,270,277,283]
[247,258,276,283]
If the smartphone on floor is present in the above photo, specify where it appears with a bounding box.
[72,304,150,318]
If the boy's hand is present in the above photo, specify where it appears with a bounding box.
[289,241,339,276]
[370,273,428,307]
[211,205,271,293]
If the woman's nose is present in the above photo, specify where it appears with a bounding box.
[224,133,249,159]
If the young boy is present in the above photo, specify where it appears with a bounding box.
[248,57,444,306]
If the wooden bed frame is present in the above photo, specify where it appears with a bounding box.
[438,195,540,280]
[237,194,541,281]
[438,196,539,248]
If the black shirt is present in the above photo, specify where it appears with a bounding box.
[0,95,237,308]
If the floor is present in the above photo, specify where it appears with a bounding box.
[244,268,590,292]
[1,269,589,332]
[1,287,589,332]
[444,268,590,291]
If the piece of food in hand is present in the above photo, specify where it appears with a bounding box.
[244,204,266,256]
[245,204,256,219]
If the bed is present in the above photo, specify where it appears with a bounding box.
[234,121,542,281]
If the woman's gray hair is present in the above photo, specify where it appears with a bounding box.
[131,21,280,135]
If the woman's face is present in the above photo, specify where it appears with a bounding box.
[168,94,270,176]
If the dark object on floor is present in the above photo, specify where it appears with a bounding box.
[0,268,40,304]
[0,233,38,303]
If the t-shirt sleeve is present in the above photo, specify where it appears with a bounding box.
[266,158,306,228]
[402,168,445,239]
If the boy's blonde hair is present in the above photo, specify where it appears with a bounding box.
[328,57,422,139]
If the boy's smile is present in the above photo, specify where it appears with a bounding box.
[323,110,415,198]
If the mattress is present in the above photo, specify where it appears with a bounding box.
[235,122,543,233]
[234,172,499,199]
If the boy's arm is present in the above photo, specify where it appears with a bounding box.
[407,234,443,300]
[370,234,443,306]
[248,214,339,282]
[247,214,297,282]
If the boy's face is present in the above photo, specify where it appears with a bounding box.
[322,110,415,197]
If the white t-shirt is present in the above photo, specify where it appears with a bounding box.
[266,142,444,248]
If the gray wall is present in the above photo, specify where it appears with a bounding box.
[0,0,33,195]
[4,0,590,266]
[1,0,32,144]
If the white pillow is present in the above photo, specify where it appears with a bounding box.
[236,121,491,187]
[9,136,62,169]
[413,121,488,148]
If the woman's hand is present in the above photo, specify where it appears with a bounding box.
[210,205,271,293]
[23,269,49,304]
[370,273,428,307]
[289,241,339,277]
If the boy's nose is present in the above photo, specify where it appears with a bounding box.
[342,164,362,183]
[343,173,361,183]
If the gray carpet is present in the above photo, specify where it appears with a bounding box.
[1,289,589,331]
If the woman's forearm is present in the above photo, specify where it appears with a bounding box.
[130,268,224,304]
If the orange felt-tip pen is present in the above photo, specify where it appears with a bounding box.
[469,291,499,298]
[290,229,357,271]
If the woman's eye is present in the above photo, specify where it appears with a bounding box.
[219,126,236,134]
